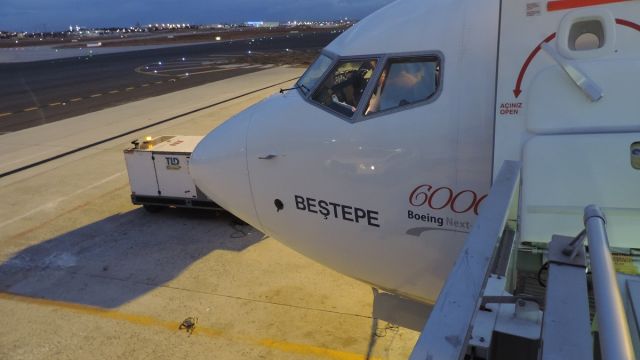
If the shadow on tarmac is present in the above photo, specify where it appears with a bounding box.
[0,208,264,308]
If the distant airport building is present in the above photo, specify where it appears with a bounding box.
[244,21,280,28]
[200,24,227,29]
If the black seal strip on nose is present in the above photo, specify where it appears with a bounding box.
[0,77,299,179]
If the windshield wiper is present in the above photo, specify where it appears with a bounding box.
[280,83,310,94]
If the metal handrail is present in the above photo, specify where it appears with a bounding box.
[409,160,521,360]
[584,205,636,360]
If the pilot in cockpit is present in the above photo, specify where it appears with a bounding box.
[313,59,377,116]
[329,60,377,113]
[312,57,437,117]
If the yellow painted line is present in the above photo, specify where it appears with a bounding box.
[108,90,119,94]
[125,87,135,91]
[90,93,102,98]
[259,339,370,360]
[141,83,150,87]
[23,107,38,112]
[0,292,182,331]
[70,97,82,102]
[0,292,375,360]
[48,102,62,106]
[0,112,12,117]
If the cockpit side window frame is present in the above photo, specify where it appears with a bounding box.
[296,50,444,124]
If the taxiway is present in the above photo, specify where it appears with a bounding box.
[0,32,336,133]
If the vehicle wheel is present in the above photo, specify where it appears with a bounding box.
[143,204,164,213]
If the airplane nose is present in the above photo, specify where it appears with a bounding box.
[190,111,262,229]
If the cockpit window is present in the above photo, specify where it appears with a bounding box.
[365,57,440,115]
[311,59,378,117]
[297,54,333,95]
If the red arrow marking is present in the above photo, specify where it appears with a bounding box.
[513,33,556,98]
[616,18,640,32]
[512,19,640,99]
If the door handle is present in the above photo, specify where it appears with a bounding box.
[258,154,278,160]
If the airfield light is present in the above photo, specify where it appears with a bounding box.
[182,57,186,61]
[145,136,153,141]
[215,36,221,41]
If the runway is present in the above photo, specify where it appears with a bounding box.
[0,32,336,134]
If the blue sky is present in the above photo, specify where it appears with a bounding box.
[1,0,395,32]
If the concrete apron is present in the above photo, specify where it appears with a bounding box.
[0,66,419,360]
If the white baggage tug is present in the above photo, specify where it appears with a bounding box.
[128,0,640,357]
[124,135,222,212]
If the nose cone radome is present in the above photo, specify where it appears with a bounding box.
[190,111,261,230]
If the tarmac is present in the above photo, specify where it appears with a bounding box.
[0,67,419,359]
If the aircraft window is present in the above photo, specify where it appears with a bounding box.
[569,20,604,51]
[574,32,600,51]
[365,57,440,115]
[311,59,378,117]
[297,54,333,94]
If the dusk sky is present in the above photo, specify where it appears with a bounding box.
[2,0,396,32]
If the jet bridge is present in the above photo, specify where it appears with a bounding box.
[410,161,640,360]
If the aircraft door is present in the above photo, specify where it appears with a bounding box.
[494,1,640,247]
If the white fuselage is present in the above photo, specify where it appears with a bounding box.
[190,0,640,304]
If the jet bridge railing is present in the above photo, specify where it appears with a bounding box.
[409,160,521,360]
[543,205,636,360]
[583,205,635,360]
